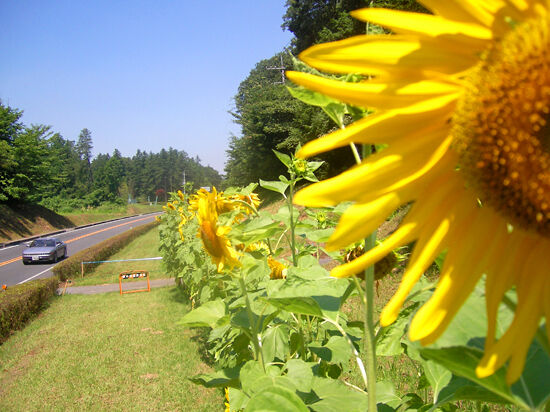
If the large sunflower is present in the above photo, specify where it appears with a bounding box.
[288,0,550,384]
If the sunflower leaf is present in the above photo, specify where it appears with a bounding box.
[179,299,226,328]
[245,385,309,412]
[418,346,528,409]
[259,179,289,196]
[272,150,292,168]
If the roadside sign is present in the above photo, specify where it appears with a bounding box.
[118,270,150,295]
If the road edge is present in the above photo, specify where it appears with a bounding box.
[0,212,162,249]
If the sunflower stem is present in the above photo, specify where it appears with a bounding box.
[238,277,266,372]
[349,142,362,164]
[288,174,298,267]
[361,142,377,411]
[363,232,377,411]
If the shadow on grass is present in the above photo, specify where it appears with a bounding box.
[0,203,74,241]
[167,284,217,366]
[168,283,189,304]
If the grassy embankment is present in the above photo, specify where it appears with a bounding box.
[0,224,221,411]
[0,287,221,411]
[0,203,163,243]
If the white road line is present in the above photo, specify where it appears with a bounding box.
[1,213,158,254]
[0,244,22,252]
[17,266,55,285]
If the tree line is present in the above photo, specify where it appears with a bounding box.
[225,0,426,187]
[0,102,221,210]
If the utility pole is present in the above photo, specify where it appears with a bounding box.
[266,55,286,84]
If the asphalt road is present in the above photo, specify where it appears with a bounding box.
[0,213,161,287]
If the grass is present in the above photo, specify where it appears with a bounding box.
[60,204,163,227]
[0,286,222,411]
[68,226,168,287]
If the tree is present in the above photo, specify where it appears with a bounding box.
[282,0,367,53]
[0,102,24,143]
[282,0,428,53]
[76,128,94,189]
[225,52,356,187]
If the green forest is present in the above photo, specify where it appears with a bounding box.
[1,0,423,212]
[0,103,221,211]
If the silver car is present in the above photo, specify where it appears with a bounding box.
[22,238,67,265]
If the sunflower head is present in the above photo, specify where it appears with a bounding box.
[267,256,287,280]
[289,1,550,384]
[196,192,241,272]
[343,243,398,281]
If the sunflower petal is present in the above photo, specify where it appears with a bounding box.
[411,206,497,344]
[286,71,460,111]
[484,233,525,347]
[295,134,452,208]
[352,8,492,46]
[418,0,496,27]
[297,95,455,159]
[476,260,545,383]
[380,179,464,326]
[327,192,404,250]
[331,220,419,278]
[299,34,480,76]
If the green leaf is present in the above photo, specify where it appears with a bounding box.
[286,86,345,127]
[308,376,367,412]
[309,336,352,366]
[240,360,296,397]
[268,297,324,318]
[267,276,349,320]
[435,376,509,407]
[227,387,249,412]
[272,150,292,168]
[189,366,241,388]
[259,179,289,196]
[285,359,314,393]
[419,346,527,409]
[376,303,419,357]
[376,380,402,409]
[262,325,290,363]
[302,171,319,182]
[304,228,334,242]
[245,385,309,412]
[422,360,452,404]
[307,161,324,172]
[179,299,226,328]
[510,340,550,410]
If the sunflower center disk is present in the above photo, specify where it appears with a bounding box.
[452,14,550,236]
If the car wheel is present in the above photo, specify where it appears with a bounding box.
[63,248,67,259]
[53,253,58,263]
[23,260,29,265]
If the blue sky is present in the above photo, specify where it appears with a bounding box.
[0,1,294,173]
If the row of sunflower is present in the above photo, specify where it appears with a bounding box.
[158,150,549,411]
[158,0,550,408]
[157,157,381,410]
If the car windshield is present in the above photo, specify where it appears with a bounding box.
[31,240,55,247]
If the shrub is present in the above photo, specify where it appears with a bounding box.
[52,221,158,280]
[0,277,58,344]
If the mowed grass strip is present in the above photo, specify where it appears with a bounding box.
[0,286,221,411]
[71,225,166,287]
